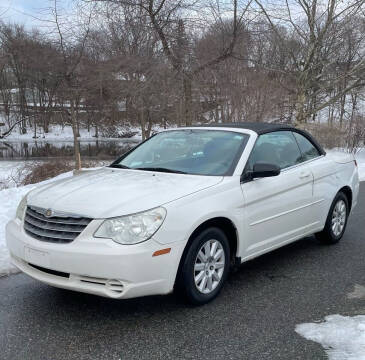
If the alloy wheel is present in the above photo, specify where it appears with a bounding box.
[194,239,225,294]
[331,199,347,237]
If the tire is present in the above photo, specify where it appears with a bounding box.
[176,227,230,305]
[316,192,349,245]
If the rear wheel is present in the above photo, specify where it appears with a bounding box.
[316,192,349,245]
[176,227,230,305]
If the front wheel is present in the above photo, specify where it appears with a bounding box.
[316,192,349,245]
[176,227,230,305]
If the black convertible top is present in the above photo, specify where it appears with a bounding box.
[193,122,326,155]
[195,122,294,135]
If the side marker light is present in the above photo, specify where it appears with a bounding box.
[152,248,171,257]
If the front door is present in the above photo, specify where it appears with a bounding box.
[240,131,315,258]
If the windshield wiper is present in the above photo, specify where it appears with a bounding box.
[109,164,130,169]
[135,167,187,174]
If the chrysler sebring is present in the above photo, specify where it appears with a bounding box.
[6,123,359,304]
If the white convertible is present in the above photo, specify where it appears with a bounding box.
[6,123,359,304]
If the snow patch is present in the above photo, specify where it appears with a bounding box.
[0,171,73,276]
[296,314,365,360]
[348,284,365,300]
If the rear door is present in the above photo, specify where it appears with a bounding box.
[240,131,315,257]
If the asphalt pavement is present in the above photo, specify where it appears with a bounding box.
[1,183,365,360]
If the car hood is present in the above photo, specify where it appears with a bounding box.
[27,168,223,218]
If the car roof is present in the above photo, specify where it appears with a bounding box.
[190,122,326,155]
[193,122,294,135]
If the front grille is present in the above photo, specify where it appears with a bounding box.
[24,206,92,243]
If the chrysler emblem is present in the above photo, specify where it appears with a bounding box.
[45,209,53,217]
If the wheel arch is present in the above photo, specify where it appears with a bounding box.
[174,217,239,288]
[338,185,352,211]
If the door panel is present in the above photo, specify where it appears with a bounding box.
[238,130,320,258]
[241,166,314,256]
[306,156,340,227]
[292,132,334,229]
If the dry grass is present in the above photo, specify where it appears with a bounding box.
[21,160,74,185]
[21,159,109,186]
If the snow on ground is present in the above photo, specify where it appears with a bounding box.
[0,171,73,276]
[0,161,27,189]
[1,124,95,141]
[296,314,365,360]
[1,124,169,142]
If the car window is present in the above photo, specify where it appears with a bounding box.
[247,131,302,170]
[293,132,320,162]
[114,130,249,176]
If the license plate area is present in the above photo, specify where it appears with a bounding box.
[24,247,50,268]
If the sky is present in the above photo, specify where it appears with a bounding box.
[0,0,71,28]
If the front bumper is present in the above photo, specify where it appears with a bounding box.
[6,219,184,299]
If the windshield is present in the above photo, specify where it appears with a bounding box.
[111,129,249,176]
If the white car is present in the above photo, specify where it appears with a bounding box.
[6,123,360,304]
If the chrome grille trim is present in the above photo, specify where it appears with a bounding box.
[24,206,92,243]
[25,215,85,233]
[26,206,91,225]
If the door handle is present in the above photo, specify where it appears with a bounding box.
[299,172,311,179]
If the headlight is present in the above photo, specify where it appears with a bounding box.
[16,195,27,221]
[94,207,166,245]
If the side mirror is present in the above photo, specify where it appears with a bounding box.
[252,163,280,178]
[241,163,281,182]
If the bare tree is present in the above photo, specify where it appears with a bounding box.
[1,0,365,154]
[254,0,365,123]
[0,25,32,134]
[94,0,251,126]
[50,0,95,169]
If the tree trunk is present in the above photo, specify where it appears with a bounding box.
[19,88,27,134]
[145,110,152,139]
[44,113,49,133]
[295,91,307,124]
[177,97,183,127]
[183,76,193,126]
[329,104,335,127]
[76,111,80,137]
[34,118,37,139]
[215,102,219,122]
[220,103,225,123]
[339,94,346,128]
[71,101,81,170]
[140,100,146,141]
